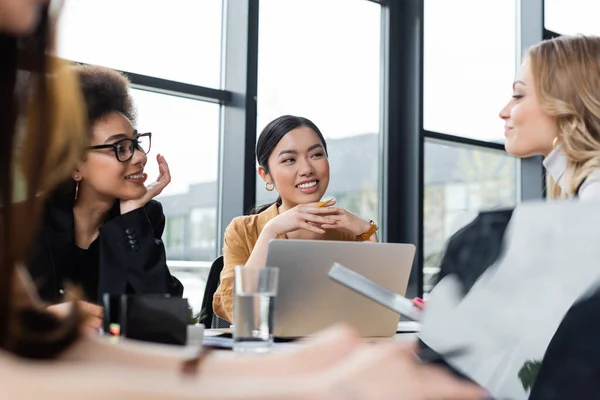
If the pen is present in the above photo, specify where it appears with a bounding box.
[317,198,334,208]
[417,346,469,363]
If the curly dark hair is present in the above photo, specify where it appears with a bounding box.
[45,65,137,208]
[74,65,137,126]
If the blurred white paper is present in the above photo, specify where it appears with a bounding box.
[419,200,600,400]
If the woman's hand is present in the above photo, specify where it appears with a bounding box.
[322,341,487,400]
[120,154,171,214]
[202,324,485,400]
[47,301,103,333]
[263,200,339,237]
[412,297,426,310]
[320,205,373,236]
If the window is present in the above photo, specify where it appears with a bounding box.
[165,216,185,253]
[191,207,217,251]
[256,0,381,222]
[423,140,518,293]
[424,0,516,142]
[544,0,600,35]
[56,0,223,87]
[132,89,221,263]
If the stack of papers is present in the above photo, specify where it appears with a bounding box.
[397,321,421,332]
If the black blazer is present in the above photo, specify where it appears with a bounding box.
[28,199,183,303]
[528,287,600,399]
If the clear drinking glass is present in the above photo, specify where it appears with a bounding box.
[233,266,279,353]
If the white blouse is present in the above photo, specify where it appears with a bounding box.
[543,147,600,201]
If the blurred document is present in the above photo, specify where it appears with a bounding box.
[419,200,600,400]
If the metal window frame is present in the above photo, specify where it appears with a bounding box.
[36,0,549,293]
[18,56,233,105]
[381,0,545,296]
[424,131,506,151]
[517,0,545,201]
[175,0,544,293]
[381,0,424,299]
[148,0,547,292]
[124,71,231,104]
[217,0,260,253]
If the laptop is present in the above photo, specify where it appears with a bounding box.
[265,239,415,338]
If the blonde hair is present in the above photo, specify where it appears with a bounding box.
[1,9,87,358]
[528,35,600,199]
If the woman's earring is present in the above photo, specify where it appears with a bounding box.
[552,136,560,149]
[265,182,274,192]
[74,179,80,201]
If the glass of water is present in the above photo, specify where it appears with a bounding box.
[233,266,279,353]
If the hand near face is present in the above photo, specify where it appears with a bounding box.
[120,154,171,215]
[263,200,339,237]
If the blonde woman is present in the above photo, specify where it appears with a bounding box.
[0,1,487,399]
[500,34,600,200]
[499,34,600,398]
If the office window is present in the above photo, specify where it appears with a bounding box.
[424,0,516,142]
[131,89,220,262]
[544,0,600,35]
[165,216,185,253]
[56,0,223,87]
[191,207,217,251]
[423,140,518,293]
[256,0,381,222]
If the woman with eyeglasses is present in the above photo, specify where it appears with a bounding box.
[28,65,182,325]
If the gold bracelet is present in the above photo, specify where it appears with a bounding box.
[357,220,378,241]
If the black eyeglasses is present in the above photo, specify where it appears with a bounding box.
[88,132,152,162]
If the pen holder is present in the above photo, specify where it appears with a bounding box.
[103,293,188,346]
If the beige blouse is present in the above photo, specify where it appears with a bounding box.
[213,204,356,322]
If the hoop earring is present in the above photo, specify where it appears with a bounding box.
[74,181,80,201]
[552,136,560,149]
[265,182,274,192]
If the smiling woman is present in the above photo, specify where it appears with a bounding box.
[499,35,600,201]
[213,115,379,322]
[27,65,183,325]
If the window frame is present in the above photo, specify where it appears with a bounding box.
[382,0,545,297]
[23,0,548,297]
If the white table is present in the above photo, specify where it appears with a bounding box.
[204,328,418,349]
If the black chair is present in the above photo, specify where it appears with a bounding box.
[199,255,231,329]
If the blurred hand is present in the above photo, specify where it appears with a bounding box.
[47,301,103,334]
[263,200,339,237]
[412,297,426,310]
[120,154,171,214]
[191,325,485,399]
[207,325,363,378]
[324,341,487,400]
